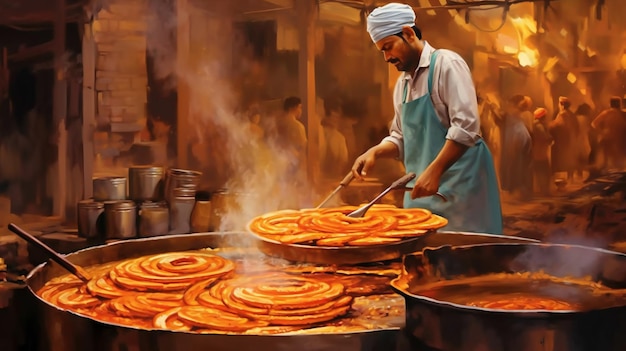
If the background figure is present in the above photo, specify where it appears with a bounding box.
[549,96,580,182]
[320,97,349,179]
[274,96,307,208]
[531,108,553,196]
[574,103,593,179]
[591,96,626,171]
[519,96,534,134]
[245,104,265,142]
[498,95,533,200]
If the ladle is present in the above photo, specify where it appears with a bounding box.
[8,223,92,282]
[347,172,417,218]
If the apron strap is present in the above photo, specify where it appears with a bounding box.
[403,49,440,103]
[402,79,409,103]
[427,50,439,96]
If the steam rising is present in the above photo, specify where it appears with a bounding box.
[140,0,323,240]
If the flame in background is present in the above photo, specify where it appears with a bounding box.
[510,17,539,68]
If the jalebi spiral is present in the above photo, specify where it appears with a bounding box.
[247,205,448,246]
[468,296,576,311]
[37,252,355,334]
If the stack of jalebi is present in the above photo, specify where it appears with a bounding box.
[37,251,355,334]
[247,205,448,246]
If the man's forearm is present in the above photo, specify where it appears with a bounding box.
[372,140,400,159]
[428,139,469,176]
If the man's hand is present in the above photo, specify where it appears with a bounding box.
[410,140,469,199]
[351,141,399,181]
[351,149,377,181]
[410,166,442,199]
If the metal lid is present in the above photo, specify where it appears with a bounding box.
[140,201,167,209]
[173,187,196,198]
[104,200,136,209]
[77,200,104,209]
[129,166,164,175]
[168,168,202,177]
[93,176,127,184]
[141,205,169,213]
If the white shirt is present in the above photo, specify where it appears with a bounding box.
[383,41,481,161]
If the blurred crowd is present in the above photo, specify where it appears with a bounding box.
[479,93,626,200]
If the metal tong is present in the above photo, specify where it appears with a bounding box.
[8,223,92,282]
[401,187,448,202]
[347,172,417,218]
[316,172,355,209]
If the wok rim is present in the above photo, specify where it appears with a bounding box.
[392,242,626,316]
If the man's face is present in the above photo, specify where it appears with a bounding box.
[294,104,303,119]
[375,32,419,72]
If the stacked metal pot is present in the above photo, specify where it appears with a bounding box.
[76,167,206,241]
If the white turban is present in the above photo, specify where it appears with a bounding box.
[366,3,416,43]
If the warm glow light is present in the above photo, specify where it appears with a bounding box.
[621,53,626,69]
[518,49,539,67]
[567,72,577,83]
[510,17,537,39]
[502,45,518,54]
[580,88,587,95]
[509,16,539,68]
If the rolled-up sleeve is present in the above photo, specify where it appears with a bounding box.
[437,56,481,147]
[382,78,406,160]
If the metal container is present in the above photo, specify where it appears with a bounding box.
[163,168,202,203]
[391,243,626,351]
[168,188,196,234]
[26,232,399,351]
[128,166,164,202]
[24,232,540,351]
[190,192,212,233]
[103,200,137,239]
[76,200,104,239]
[93,177,127,201]
[138,202,169,238]
[250,230,540,266]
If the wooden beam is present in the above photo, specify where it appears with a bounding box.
[297,0,319,186]
[0,2,84,25]
[52,0,68,219]
[176,0,191,168]
[7,41,55,62]
[81,20,96,199]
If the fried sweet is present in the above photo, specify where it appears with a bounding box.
[248,205,446,247]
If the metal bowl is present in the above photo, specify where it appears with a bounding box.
[391,243,626,351]
[26,232,399,351]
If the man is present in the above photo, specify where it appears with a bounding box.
[277,96,307,164]
[499,95,532,200]
[273,96,308,207]
[351,3,502,234]
[591,96,626,170]
[531,107,553,195]
[548,96,579,182]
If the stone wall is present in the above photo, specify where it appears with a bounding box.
[91,0,148,173]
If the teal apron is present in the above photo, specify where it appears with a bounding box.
[401,50,503,234]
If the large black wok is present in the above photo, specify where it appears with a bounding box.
[25,231,540,351]
[391,243,626,351]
